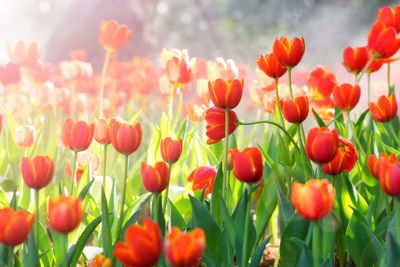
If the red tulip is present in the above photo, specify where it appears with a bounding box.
[368,21,400,59]
[377,5,400,33]
[141,162,170,193]
[291,179,334,220]
[307,66,337,98]
[272,36,305,68]
[0,62,21,86]
[7,41,41,69]
[342,46,369,74]
[94,118,113,145]
[332,83,361,112]
[231,147,264,183]
[0,208,34,246]
[187,166,216,197]
[369,93,398,122]
[89,254,112,267]
[322,137,358,175]
[15,125,35,148]
[165,227,206,267]
[160,137,183,164]
[280,95,309,123]
[114,218,162,267]
[306,127,339,164]
[380,162,400,196]
[48,196,83,234]
[205,107,239,144]
[21,155,54,189]
[110,120,142,155]
[99,21,133,52]
[208,78,244,109]
[256,53,287,79]
[62,119,94,152]
[367,153,397,179]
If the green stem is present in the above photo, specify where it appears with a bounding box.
[241,183,252,267]
[326,110,343,127]
[162,162,172,214]
[347,113,366,157]
[35,189,40,251]
[354,73,357,84]
[62,234,68,267]
[153,193,159,223]
[102,144,108,190]
[70,151,78,196]
[116,155,128,242]
[274,78,286,130]
[223,109,230,200]
[7,246,13,267]
[386,122,400,148]
[312,222,320,267]
[368,73,371,104]
[99,51,111,118]
[172,88,183,131]
[297,124,309,178]
[395,198,400,242]
[356,56,375,84]
[387,63,391,93]
[288,68,294,99]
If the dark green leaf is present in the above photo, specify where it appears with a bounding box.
[312,108,327,127]
[169,200,186,228]
[249,236,270,267]
[101,189,113,258]
[210,162,223,226]
[23,232,40,267]
[79,180,94,201]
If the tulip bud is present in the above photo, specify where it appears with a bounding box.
[48,196,83,234]
[0,208,35,246]
[110,120,142,155]
[141,162,170,193]
[306,127,339,164]
[160,137,183,164]
[281,95,309,123]
[62,119,94,152]
[187,166,216,197]
[231,147,263,183]
[21,155,54,189]
[368,22,400,59]
[208,78,244,109]
[369,93,398,123]
[333,83,361,112]
[342,46,369,74]
[377,5,400,33]
[272,36,305,68]
[94,118,113,145]
[322,137,358,175]
[15,125,35,148]
[99,21,133,52]
[256,53,287,79]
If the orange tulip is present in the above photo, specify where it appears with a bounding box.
[342,46,369,74]
[377,5,400,33]
[0,62,21,86]
[231,147,264,183]
[367,153,397,179]
[187,166,216,197]
[114,218,162,267]
[332,83,361,112]
[380,162,400,196]
[62,119,94,152]
[99,20,133,52]
[7,41,41,69]
[0,207,34,246]
[306,127,339,164]
[94,118,113,145]
[369,93,398,122]
[256,53,287,79]
[322,137,358,175]
[165,57,195,89]
[89,254,112,267]
[272,36,305,68]
[368,21,400,59]
[15,125,35,148]
[165,227,206,267]
[205,107,239,144]
[21,155,54,189]
[160,137,183,164]
[48,196,83,234]
[307,66,337,99]
[208,78,244,109]
[141,162,170,193]
[110,120,142,155]
[280,95,309,123]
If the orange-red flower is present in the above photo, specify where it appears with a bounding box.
[205,107,239,144]
[272,36,305,68]
[114,218,162,267]
[187,166,216,197]
[89,254,112,267]
[231,147,263,183]
[0,63,21,86]
[280,95,309,123]
[322,137,358,175]
[48,196,83,234]
[377,5,400,33]
[165,227,206,267]
[21,155,54,189]
[62,119,94,152]
[367,153,397,179]
[332,83,361,112]
[99,20,133,52]
[307,66,337,99]
[0,207,34,246]
[380,162,400,196]
[94,118,113,145]
[291,179,334,220]
[141,162,170,193]
[368,21,400,59]
[160,137,183,164]
[208,78,244,109]
[7,41,41,69]
[110,120,142,155]
[256,53,287,79]
[369,93,398,122]
[342,46,369,74]
[306,127,339,164]
[15,125,35,148]
[161,49,196,88]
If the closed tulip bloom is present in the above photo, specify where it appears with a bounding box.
[165,227,206,267]
[7,41,41,69]
[48,196,83,234]
[369,93,398,122]
[379,160,400,196]
[205,107,239,144]
[187,166,217,197]
[99,20,133,52]
[0,62,21,86]
[256,53,287,79]
[208,78,244,109]
[342,46,369,74]
[231,147,263,183]
[89,254,112,267]
[281,95,309,123]
[367,153,397,179]
[15,125,35,148]
[0,208,34,246]
[368,22,400,59]
[291,179,334,220]
[307,66,337,98]
[272,36,305,68]
[21,155,54,189]
[114,218,162,267]
[165,56,195,88]
[322,137,358,175]
[62,119,94,152]
[94,118,113,145]
[306,127,339,164]
[160,137,183,164]
[141,162,170,193]
[332,83,361,112]
[377,5,400,33]
[110,120,142,155]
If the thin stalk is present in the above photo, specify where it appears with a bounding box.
[116,155,128,241]
[99,51,111,118]
[386,122,400,148]
[368,73,371,104]
[102,144,108,190]
[297,124,309,178]
[241,183,252,267]
[300,124,313,172]
[223,109,230,199]
[153,193,159,223]
[162,162,172,214]
[354,73,357,84]
[70,151,78,196]
[63,234,68,267]
[356,56,375,84]
[395,198,400,242]
[7,246,13,267]
[288,68,294,99]
[274,78,286,130]
[313,222,320,267]
[347,113,366,157]
[35,189,40,251]
[172,88,183,131]
[387,63,391,93]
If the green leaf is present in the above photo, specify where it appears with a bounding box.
[289,237,313,267]
[249,236,270,267]
[101,189,113,258]
[23,232,40,267]
[210,162,223,226]
[312,108,327,127]
[51,230,67,266]
[277,190,295,227]
[355,109,370,129]
[220,193,235,247]
[176,118,188,140]
[169,200,186,228]
[386,232,400,267]
[78,180,94,201]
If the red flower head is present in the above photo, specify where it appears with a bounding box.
[368,21,400,59]
[94,118,114,145]
[89,254,112,267]
[161,49,196,88]
[307,66,337,98]
[272,36,305,68]
[322,137,358,175]
[280,95,309,123]
[342,46,369,74]
[187,166,216,197]
[21,155,54,190]
[377,5,400,33]
[99,20,133,52]
[47,196,83,234]
[0,63,21,86]
[110,120,142,155]
[375,155,400,196]
[160,137,183,164]
[291,179,334,221]
[141,162,170,193]
[62,119,94,152]
[369,93,398,123]
[208,78,244,109]
[306,127,339,164]
[0,208,34,246]
[15,125,35,148]
[256,53,287,79]
[367,153,397,179]
[332,83,361,112]
[231,147,264,183]
[205,107,239,144]
[366,49,384,73]
[165,227,206,267]
[7,41,41,69]
[114,218,162,267]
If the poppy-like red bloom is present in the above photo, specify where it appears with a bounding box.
[94,118,114,145]
[291,179,334,221]
[377,5,400,33]
[114,218,162,267]
[342,46,369,74]
[7,41,41,69]
[62,119,94,152]
[368,21,400,59]
[110,120,142,155]
[99,20,133,52]
[48,196,83,234]
[0,63,21,86]
[0,207,34,246]
[208,78,244,109]
[89,254,112,267]
[141,162,170,193]
[332,83,361,112]
[205,107,239,144]
[21,155,54,189]
[280,95,309,123]
[165,227,206,267]
[187,166,216,197]
[256,53,287,79]
[231,147,263,183]
[15,125,35,148]
[367,153,397,179]
[272,36,305,68]
[306,127,339,164]
[369,93,398,122]
[160,137,183,164]
[322,137,358,175]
